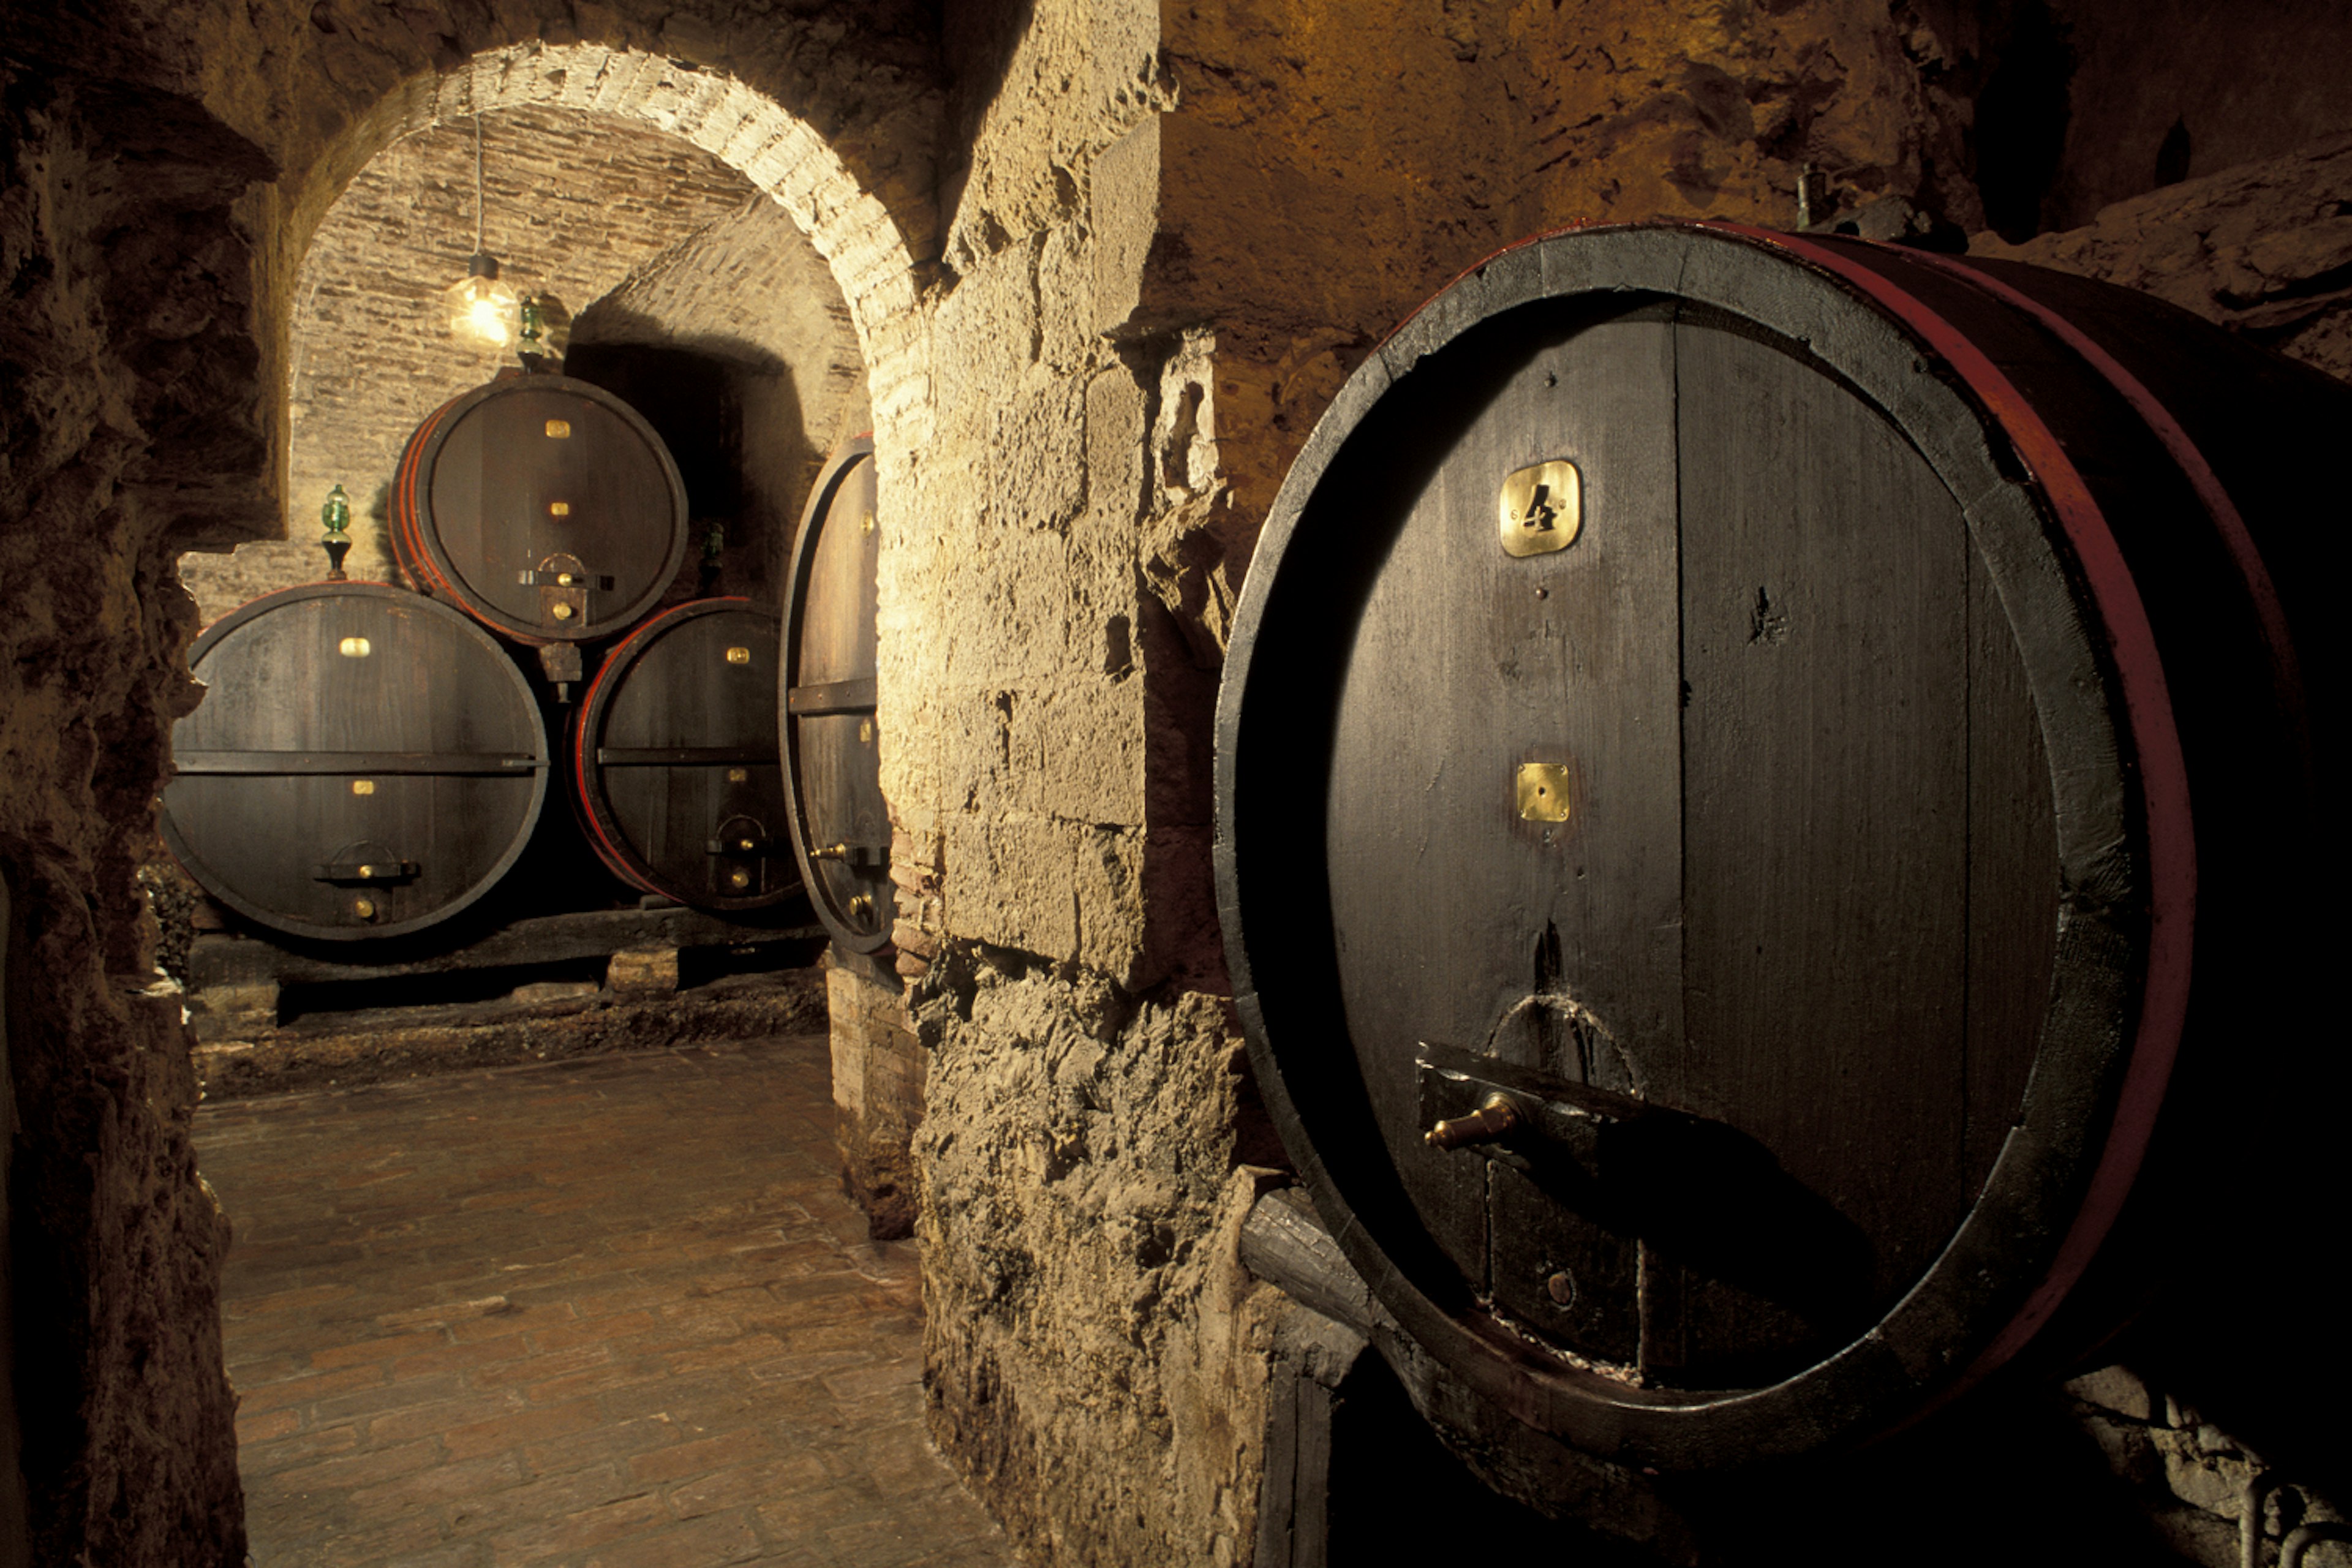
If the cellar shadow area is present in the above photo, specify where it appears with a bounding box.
[195,1032,1015,1567]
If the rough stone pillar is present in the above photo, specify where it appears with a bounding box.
[823,945,923,1240]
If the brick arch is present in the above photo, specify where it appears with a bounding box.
[355,42,931,449]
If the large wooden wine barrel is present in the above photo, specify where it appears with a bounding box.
[392,374,689,644]
[1214,221,2343,1471]
[162,583,551,941]
[570,598,798,912]
[780,436,894,954]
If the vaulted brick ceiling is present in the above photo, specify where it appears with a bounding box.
[179,105,758,623]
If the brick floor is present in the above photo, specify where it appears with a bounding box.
[197,1034,1019,1568]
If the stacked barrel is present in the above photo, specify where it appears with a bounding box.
[161,372,801,941]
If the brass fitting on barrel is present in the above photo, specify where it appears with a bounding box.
[1426,1093,1523,1151]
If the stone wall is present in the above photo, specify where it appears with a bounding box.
[886,4,1253,1556]
[1973,131,2352,382]
[824,949,922,1240]
[0,63,257,1566]
[2020,0,2352,236]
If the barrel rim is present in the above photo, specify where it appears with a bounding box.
[571,595,800,913]
[779,434,895,956]
[1211,220,2193,1468]
[393,373,692,645]
[162,581,552,943]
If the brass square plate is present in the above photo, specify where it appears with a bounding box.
[1499,459,1582,557]
[1516,763,1573,822]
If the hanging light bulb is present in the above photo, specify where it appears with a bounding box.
[443,111,519,347]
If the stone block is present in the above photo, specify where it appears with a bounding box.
[1090,114,1163,340]
[825,956,924,1240]
[1084,362,1151,533]
[2154,1427,2257,1520]
[1089,114,1419,346]
[1038,219,1099,377]
[2064,1363,2160,1424]
[1030,677,1146,827]
[605,949,679,997]
[943,812,1079,961]
[189,981,280,1042]
[1074,824,1147,987]
[989,377,1090,535]
[825,962,873,1118]
[940,529,1071,689]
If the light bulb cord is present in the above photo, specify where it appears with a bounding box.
[472,110,485,257]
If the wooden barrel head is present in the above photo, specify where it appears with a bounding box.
[780,437,894,954]
[571,599,798,913]
[162,583,549,941]
[1214,222,2321,1469]
[393,374,689,644]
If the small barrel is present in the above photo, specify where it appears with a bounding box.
[162,583,550,941]
[571,598,799,911]
[780,436,894,954]
[391,374,689,644]
[1215,220,2346,1472]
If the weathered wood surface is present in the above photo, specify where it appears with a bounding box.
[781,436,895,954]
[393,375,688,644]
[1241,1188,1695,1564]
[1215,220,2342,1471]
[573,598,799,911]
[1240,1187,1386,1338]
[189,904,820,990]
[161,584,549,943]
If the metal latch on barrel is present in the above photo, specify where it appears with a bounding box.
[706,831,787,859]
[313,856,420,884]
[1416,1042,1872,1315]
[806,841,887,870]
[516,567,617,590]
[522,552,609,626]
[1417,1041,1650,1177]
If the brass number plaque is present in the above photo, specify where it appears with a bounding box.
[545,420,571,439]
[1516,763,1572,822]
[726,647,751,665]
[338,636,371,658]
[1499,460,1581,557]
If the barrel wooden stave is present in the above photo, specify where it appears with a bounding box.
[163,584,549,941]
[781,438,894,954]
[393,375,689,644]
[572,599,797,913]
[1216,221,2337,1470]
